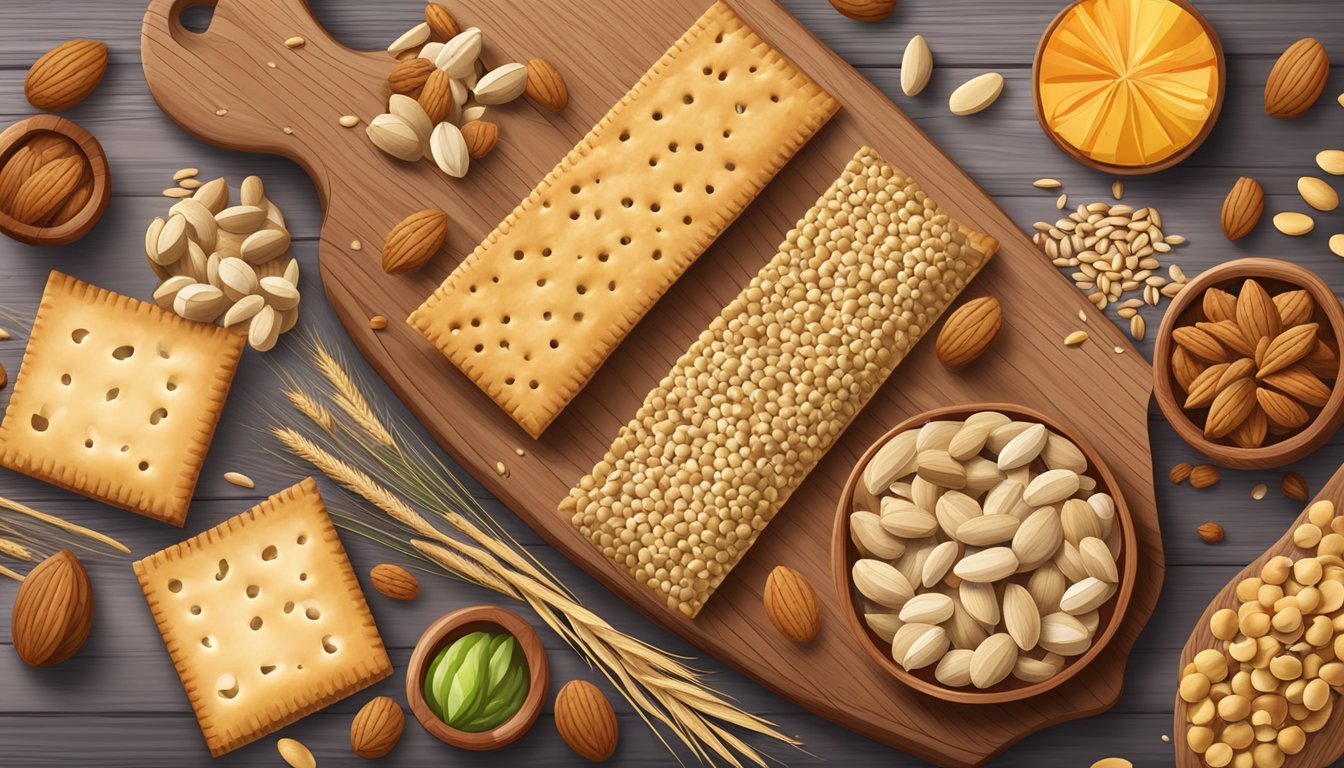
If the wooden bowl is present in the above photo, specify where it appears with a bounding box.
[0,115,111,246]
[831,403,1139,704]
[1031,0,1225,175]
[405,605,549,750]
[1153,257,1344,469]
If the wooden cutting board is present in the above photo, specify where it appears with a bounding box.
[140,0,1164,764]
[1173,463,1344,768]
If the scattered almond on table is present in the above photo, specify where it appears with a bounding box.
[1196,522,1224,542]
[900,35,932,97]
[1220,176,1265,241]
[24,40,108,111]
[276,737,315,768]
[1189,465,1221,489]
[935,296,1001,370]
[1281,472,1309,501]
[828,0,896,22]
[382,209,447,275]
[1170,462,1194,484]
[370,563,420,601]
[222,471,254,489]
[949,72,1004,116]
[763,565,820,643]
[10,550,93,667]
[1264,37,1329,119]
[554,680,619,761]
[350,695,404,758]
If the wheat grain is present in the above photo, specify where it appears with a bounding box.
[0,537,33,561]
[0,563,22,581]
[310,340,395,447]
[282,388,334,432]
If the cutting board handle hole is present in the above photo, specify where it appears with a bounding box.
[177,1,217,34]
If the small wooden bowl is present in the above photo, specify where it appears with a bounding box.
[405,605,549,750]
[0,115,111,246]
[1031,0,1225,175]
[1153,257,1344,469]
[832,403,1139,705]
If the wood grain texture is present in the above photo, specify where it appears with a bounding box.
[139,0,1162,764]
[0,0,1342,765]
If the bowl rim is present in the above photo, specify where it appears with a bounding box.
[0,114,111,246]
[1030,0,1226,176]
[1151,257,1344,468]
[831,402,1139,705]
[405,604,550,750]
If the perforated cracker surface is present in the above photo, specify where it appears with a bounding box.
[563,147,999,617]
[409,1,840,438]
[133,478,392,756]
[0,271,244,526]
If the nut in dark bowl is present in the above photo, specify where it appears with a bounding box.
[1153,258,1344,469]
[0,114,111,246]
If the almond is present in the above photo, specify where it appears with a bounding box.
[828,0,896,22]
[1172,325,1229,364]
[1197,521,1225,542]
[461,120,499,160]
[0,146,45,214]
[1262,365,1332,407]
[1257,323,1319,378]
[1229,405,1267,449]
[1189,464,1220,489]
[1257,386,1310,429]
[9,155,84,225]
[1197,320,1256,358]
[11,550,93,666]
[1171,347,1207,391]
[969,633,1018,689]
[1236,279,1280,342]
[424,3,459,40]
[555,680,618,761]
[369,563,419,600]
[1273,290,1315,328]
[1169,462,1193,484]
[1204,378,1256,438]
[763,565,820,643]
[382,208,446,274]
[1264,38,1329,119]
[1303,340,1339,379]
[474,63,528,106]
[350,695,404,758]
[1214,357,1256,391]
[1281,471,1309,502]
[1220,176,1264,240]
[387,57,432,95]
[47,178,92,226]
[24,40,108,111]
[901,35,933,97]
[417,69,452,124]
[1202,287,1238,324]
[935,296,1001,370]
[1298,176,1339,212]
[525,58,569,112]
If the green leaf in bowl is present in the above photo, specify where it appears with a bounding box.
[486,635,516,692]
[445,635,493,726]
[428,631,488,720]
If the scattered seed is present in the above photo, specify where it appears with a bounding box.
[284,36,305,48]
[282,126,294,135]
[173,168,199,181]
[1251,483,1267,500]
[163,187,192,198]
[1078,309,1087,322]
[350,240,362,251]
[1113,346,1124,354]
[495,461,509,477]
[0,328,11,340]
[215,108,228,116]
[1189,464,1220,489]
[338,115,359,128]
[1129,314,1145,341]
[1111,179,1124,200]
[1161,735,1171,743]
[1056,193,1068,209]
[1034,178,1062,189]
[1170,463,1192,484]
[223,471,255,489]
[178,178,202,190]
[514,447,526,456]
[1064,330,1088,346]
[1330,234,1344,258]
[368,315,389,330]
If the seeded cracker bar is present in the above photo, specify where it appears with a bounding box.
[562,147,999,618]
[409,2,839,438]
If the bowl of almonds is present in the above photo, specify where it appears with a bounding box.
[0,115,110,246]
[1153,257,1344,469]
[833,404,1138,704]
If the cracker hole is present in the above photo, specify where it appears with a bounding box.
[543,311,553,321]
[593,209,603,220]
[652,250,663,261]
[683,215,693,225]
[299,572,308,581]
[695,143,704,152]
[513,250,524,261]
[674,183,683,193]
[469,285,478,294]
[598,252,609,262]
[718,71,728,82]
[770,94,779,103]
[246,584,260,598]
[166,379,178,391]
[105,388,119,401]
[669,142,679,153]
[296,534,307,545]
[749,65,758,73]
[157,342,171,359]
[138,461,150,472]
[30,414,48,432]
[168,579,183,593]
[706,185,715,194]
[726,162,736,172]
[260,665,276,675]
[649,157,658,167]
[683,94,694,105]
[536,279,546,287]
[261,545,277,561]
[217,675,238,699]
[529,380,539,390]
[201,636,213,648]
[190,605,202,615]
[703,66,713,75]
[84,439,93,449]
[576,285,587,295]
[112,345,134,360]
[651,203,661,213]
[715,33,724,43]
[723,129,732,138]
[150,408,167,425]
[474,344,484,353]
[71,329,88,344]
[505,377,515,386]
[652,110,663,121]
[470,318,480,327]
[322,635,338,654]
[542,248,552,257]
[620,235,631,245]
[215,559,229,580]
[608,281,617,291]
[61,374,71,386]
[619,130,630,142]
[250,616,263,630]
[491,275,500,284]
[283,601,295,613]
[568,210,580,220]
[621,197,633,208]
[549,339,559,349]
[573,312,584,322]
[297,664,304,670]
[120,444,129,453]
[305,606,320,620]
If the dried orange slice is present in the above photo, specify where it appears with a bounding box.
[1034,0,1223,173]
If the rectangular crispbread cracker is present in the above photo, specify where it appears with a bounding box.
[563,147,999,617]
[133,478,392,756]
[0,271,244,526]
[409,1,839,438]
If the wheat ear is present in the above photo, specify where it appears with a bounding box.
[0,496,128,554]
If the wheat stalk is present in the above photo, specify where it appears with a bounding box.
[271,360,798,767]
[0,495,128,554]
[0,537,33,561]
[0,563,22,582]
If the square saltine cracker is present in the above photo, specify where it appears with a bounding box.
[134,478,392,756]
[0,271,244,526]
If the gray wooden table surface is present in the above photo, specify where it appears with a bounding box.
[1,0,1343,765]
